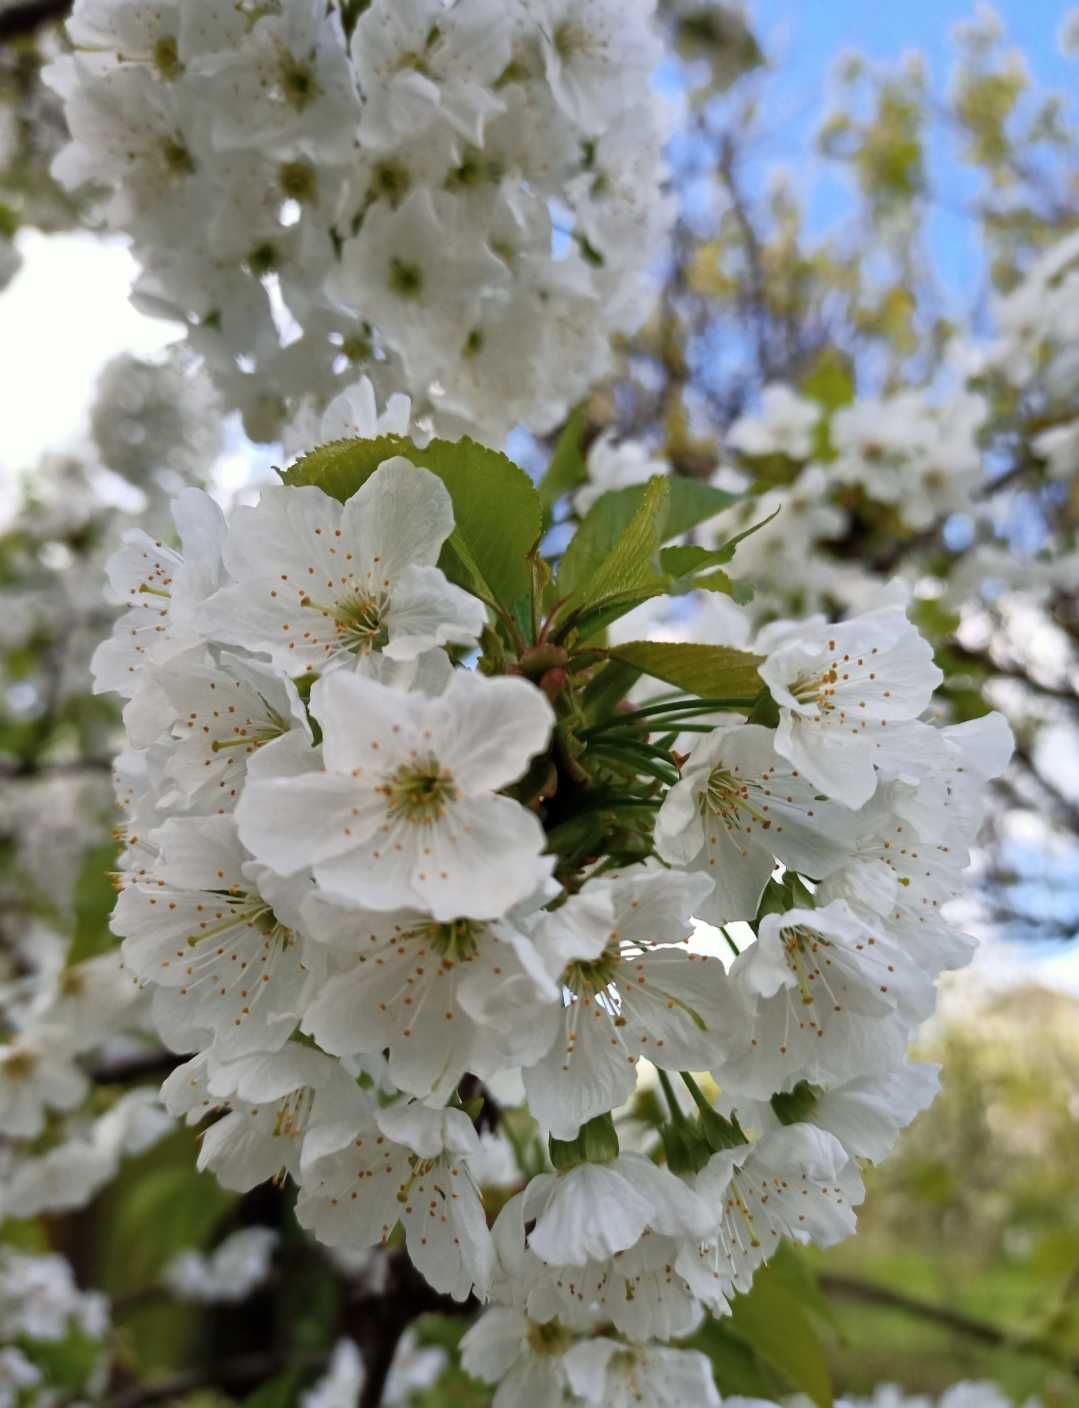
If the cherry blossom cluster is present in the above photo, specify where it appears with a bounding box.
[987,229,1079,486]
[78,418,1012,1402]
[0,1248,111,1399]
[0,357,226,1243]
[44,0,672,445]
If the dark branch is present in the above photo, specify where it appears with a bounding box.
[89,1049,185,1086]
[0,0,70,42]
[0,757,115,781]
[820,1273,1079,1375]
[346,1250,476,1408]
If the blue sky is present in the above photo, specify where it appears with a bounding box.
[753,0,1071,78]
[735,1,1075,305]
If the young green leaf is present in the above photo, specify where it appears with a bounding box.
[558,476,672,639]
[728,1265,834,1407]
[604,640,763,701]
[536,401,591,510]
[660,505,780,578]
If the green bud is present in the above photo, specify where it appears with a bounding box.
[756,877,792,922]
[748,688,781,727]
[461,1096,486,1125]
[771,1081,821,1127]
[681,1073,748,1153]
[548,1132,583,1171]
[578,1112,620,1165]
[660,1120,712,1176]
[783,873,817,909]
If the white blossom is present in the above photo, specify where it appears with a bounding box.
[237,668,554,921]
[200,463,485,675]
[524,870,744,1139]
[655,722,856,923]
[163,1227,278,1304]
[564,1338,720,1408]
[760,606,944,809]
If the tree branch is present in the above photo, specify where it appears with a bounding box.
[820,1273,1079,1375]
[0,757,115,781]
[89,1049,184,1086]
[0,0,69,42]
[346,1250,476,1408]
[717,135,773,382]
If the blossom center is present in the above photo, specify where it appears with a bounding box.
[160,136,195,177]
[554,21,594,60]
[280,161,317,202]
[526,1318,573,1356]
[301,587,390,655]
[780,924,831,1007]
[421,920,481,965]
[153,36,184,81]
[210,701,293,754]
[701,767,772,831]
[2,1049,37,1081]
[279,54,317,111]
[790,669,838,712]
[564,947,620,995]
[272,1087,315,1140]
[184,893,290,949]
[385,759,459,825]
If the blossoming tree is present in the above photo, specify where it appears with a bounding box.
[0,2,1075,1406]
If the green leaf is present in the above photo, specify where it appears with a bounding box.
[658,544,719,577]
[68,840,121,966]
[284,435,542,611]
[688,1316,785,1400]
[537,402,590,509]
[607,476,739,540]
[558,478,661,602]
[799,350,855,462]
[562,478,739,586]
[113,1148,234,1283]
[241,1372,304,1408]
[661,506,779,578]
[729,1264,834,1406]
[605,641,763,701]
[560,477,671,639]
[0,1217,49,1252]
[766,1244,837,1330]
[20,1325,102,1395]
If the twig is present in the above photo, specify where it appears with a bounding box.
[717,134,773,381]
[820,1273,1079,1376]
[89,1049,184,1086]
[0,757,115,781]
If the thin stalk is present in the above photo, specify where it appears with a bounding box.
[591,734,679,763]
[720,925,742,958]
[656,1069,686,1125]
[598,721,717,741]
[582,698,756,737]
[589,745,679,786]
[680,1071,716,1121]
